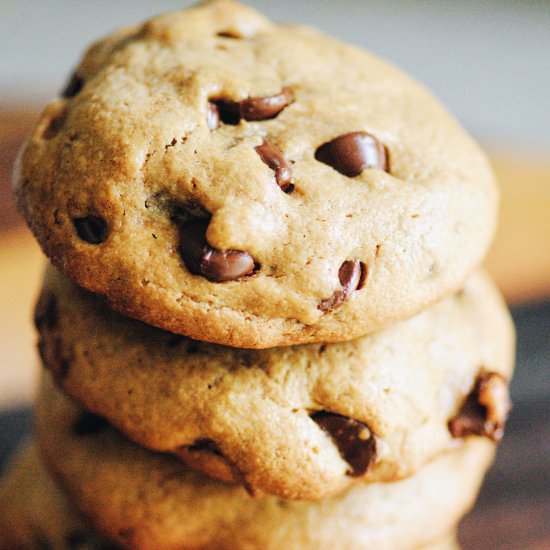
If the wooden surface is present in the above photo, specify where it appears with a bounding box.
[0,109,549,548]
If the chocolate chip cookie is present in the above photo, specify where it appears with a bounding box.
[35,374,490,549]
[37,266,513,499]
[0,442,119,550]
[15,0,499,348]
[0,442,461,550]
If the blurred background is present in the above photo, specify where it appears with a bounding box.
[0,1,549,549]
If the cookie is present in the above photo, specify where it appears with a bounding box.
[15,0,498,348]
[0,442,119,550]
[35,374,489,550]
[0,442,460,550]
[37,267,512,500]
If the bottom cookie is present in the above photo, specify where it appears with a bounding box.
[34,373,493,550]
[0,442,118,550]
[0,443,460,550]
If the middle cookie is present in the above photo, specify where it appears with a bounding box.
[37,266,514,500]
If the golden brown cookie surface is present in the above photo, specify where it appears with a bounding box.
[37,267,513,499]
[36,375,490,550]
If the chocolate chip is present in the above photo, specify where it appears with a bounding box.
[212,87,293,125]
[255,140,294,192]
[179,219,256,282]
[187,438,224,457]
[207,102,220,129]
[311,411,376,477]
[217,30,242,39]
[34,291,58,330]
[448,371,510,442]
[318,290,346,313]
[73,216,109,244]
[318,259,367,312]
[315,131,389,177]
[339,259,367,293]
[43,110,67,140]
[72,412,109,436]
[212,99,240,125]
[61,73,84,98]
[241,88,294,121]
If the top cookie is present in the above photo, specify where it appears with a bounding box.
[14,0,498,348]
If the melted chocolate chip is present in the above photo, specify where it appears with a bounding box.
[34,291,58,330]
[61,73,84,98]
[448,371,510,442]
[217,30,242,39]
[73,216,109,244]
[315,131,389,177]
[72,412,109,436]
[212,100,240,125]
[212,88,293,125]
[312,411,376,477]
[207,102,220,129]
[255,140,294,192]
[241,88,293,121]
[179,219,255,282]
[319,260,367,312]
[318,290,346,313]
[339,259,367,293]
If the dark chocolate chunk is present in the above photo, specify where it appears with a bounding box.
[212,87,293,125]
[312,411,376,477]
[255,140,294,192]
[72,412,109,437]
[448,371,510,442]
[179,219,255,282]
[318,260,367,312]
[34,291,58,330]
[315,131,389,176]
[61,73,84,98]
[73,216,109,244]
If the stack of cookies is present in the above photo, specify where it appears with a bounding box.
[0,1,515,548]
